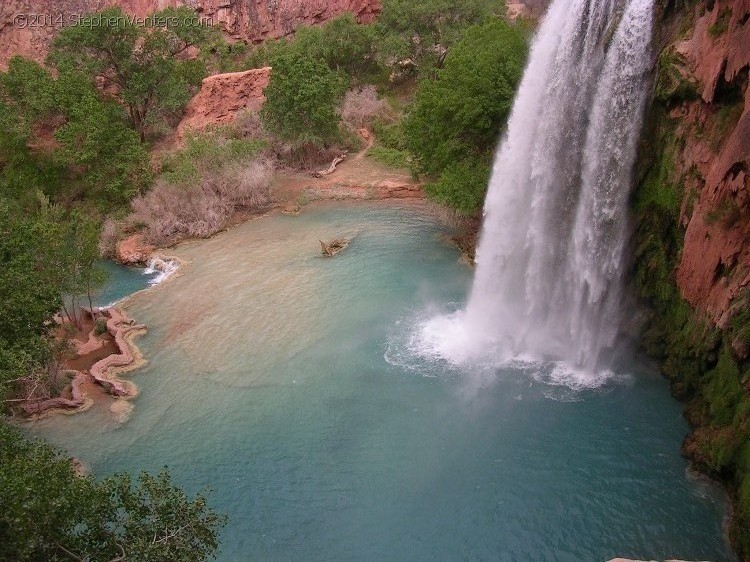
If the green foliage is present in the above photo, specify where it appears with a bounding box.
[371,119,408,151]
[0,421,226,561]
[288,14,380,80]
[93,318,108,336]
[366,146,411,168]
[654,48,700,104]
[708,7,732,37]
[0,58,150,206]
[633,99,750,559]
[260,53,344,147]
[0,200,63,348]
[161,134,266,186]
[375,0,506,72]
[49,7,211,142]
[424,160,491,215]
[704,344,744,426]
[404,19,527,212]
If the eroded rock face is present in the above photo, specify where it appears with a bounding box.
[176,67,271,139]
[670,0,750,326]
[0,0,381,69]
[115,233,155,266]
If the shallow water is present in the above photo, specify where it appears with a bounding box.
[32,202,733,561]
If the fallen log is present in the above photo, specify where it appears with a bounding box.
[311,153,347,178]
[319,238,349,257]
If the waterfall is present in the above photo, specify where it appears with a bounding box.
[420,0,654,375]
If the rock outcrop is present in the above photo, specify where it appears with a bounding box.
[665,0,750,326]
[176,67,271,139]
[0,0,381,69]
[116,233,155,266]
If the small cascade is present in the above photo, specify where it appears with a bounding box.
[144,257,180,285]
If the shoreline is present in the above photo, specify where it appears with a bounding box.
[31,192,445,422]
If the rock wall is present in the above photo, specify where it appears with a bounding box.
[633,1,750,557]
[666,0,750,326]
[0,0,381,69]
[176,66,270,139]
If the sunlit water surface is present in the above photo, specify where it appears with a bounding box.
[31,202,733,561]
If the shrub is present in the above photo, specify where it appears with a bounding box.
[366,146,411,168]
[260,53,344,147]
[93,318,108,336]
[340,85,390,128]
[425,160,491,215]
[131,155,273,246]
[97,217,121,258]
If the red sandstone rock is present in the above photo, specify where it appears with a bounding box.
[0,0,381,69]
[675,0,750,103]
[177,67,271,139]
[116,233,155,266]
[671,0,750,326]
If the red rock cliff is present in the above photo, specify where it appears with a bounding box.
[0,0,381,69]
[666,0,750,326]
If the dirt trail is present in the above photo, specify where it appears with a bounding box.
[273,129,422,208]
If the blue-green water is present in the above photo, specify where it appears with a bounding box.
[92,261,158,307]
[32,202,733,561]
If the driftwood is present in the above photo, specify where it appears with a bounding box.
[311,153,347,178]
[319,238,349,257]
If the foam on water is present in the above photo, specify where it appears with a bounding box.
[144,257,180,285]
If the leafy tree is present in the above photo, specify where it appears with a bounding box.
[404,19,527,213]
[290,14,380,79]
[0,58,150,205]
[260,53,344,147]
[0,421,226,561]
[49,7,211,142]
[375,0,506,72]
[0,199,63,348]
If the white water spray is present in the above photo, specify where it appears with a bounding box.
[144,257,180,285]
[420,0,653,375]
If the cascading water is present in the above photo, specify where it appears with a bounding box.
[419,0,653,376]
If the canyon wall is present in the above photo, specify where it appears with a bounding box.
[0,0,381,69]
[634,0,749,556]
[671,0,750,326]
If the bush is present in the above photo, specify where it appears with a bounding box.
[93,317,108,336]
[425,160,490,215]
[405,19,527,175]
[366,146,411,168]
[0,421,226,561]
[260,53,344,147]
[131,155,273,246]
[340,85,390,128]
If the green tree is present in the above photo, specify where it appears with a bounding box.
[375,0,505,72]
[404,19,527,213]
[0,422,226,561]
[49,7,211,142]
[260,53,344,147]
[0,58,150,205]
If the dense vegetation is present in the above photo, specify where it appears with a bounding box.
[0,423,225,562]
[404,20,528,213]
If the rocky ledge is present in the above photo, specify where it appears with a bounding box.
[23,308,146,418]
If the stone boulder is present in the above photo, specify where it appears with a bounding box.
[115,234,155,266]
[176,67,271,140]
